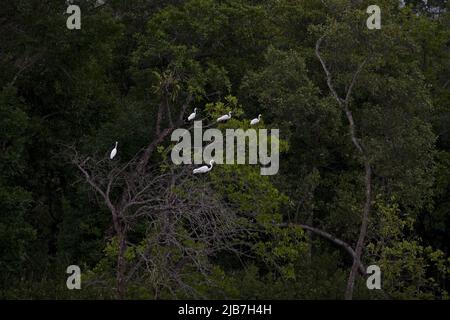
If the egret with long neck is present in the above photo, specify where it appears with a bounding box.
[188,108,197,121]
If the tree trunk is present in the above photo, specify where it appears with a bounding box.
[116,227,127,299]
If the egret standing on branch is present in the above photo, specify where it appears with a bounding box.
[193,159,215,174]
[217,111,232,122]
[250,114,261,125]
[188,108,197,121]
[110,141,118,160]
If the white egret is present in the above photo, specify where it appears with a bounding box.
[250,114,261,125]
[110,141,118,160]
[217,111,232,122]
[187,108,197,121]
[193,159,215,174]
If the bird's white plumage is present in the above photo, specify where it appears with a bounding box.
[250,114,261,125]
[188,108,197,121]
[193,159,215,174]
[110,141,118,160]
[217,111,232,122]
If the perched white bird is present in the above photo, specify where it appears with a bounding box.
[110,141,118,160]
[187,108,197,121]
[193,159,215,174]
[250,114,262,125]
[217,111,232,122]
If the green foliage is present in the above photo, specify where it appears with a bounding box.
[0,0,449,299]
[367,197,449,299]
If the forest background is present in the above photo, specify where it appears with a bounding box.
[0,0,449,299]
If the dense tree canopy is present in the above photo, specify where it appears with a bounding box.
[0,0,449,299]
